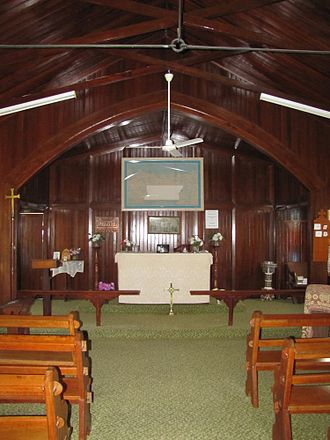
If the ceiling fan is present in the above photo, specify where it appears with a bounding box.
[127,72,203,157]
[161,71,203,157]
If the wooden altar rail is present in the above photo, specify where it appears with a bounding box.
[190,289,306,326]
[17,290,140,326]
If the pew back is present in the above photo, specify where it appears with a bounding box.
[0,367,70,440]
[245,311,330,407]
[0,312,81,335]
[0,318,91,440]
[272,338,330,440]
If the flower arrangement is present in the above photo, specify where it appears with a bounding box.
[69,247,81,259]
[189,235,203,251]
[121,238,134,251]
[210,232,223,244]
[88,233,105,246]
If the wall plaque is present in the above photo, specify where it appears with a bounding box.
[95,216,119,233]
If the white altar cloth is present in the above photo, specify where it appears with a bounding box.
[50,260,84,278]
[115,252,212,304]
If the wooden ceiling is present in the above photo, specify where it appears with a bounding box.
[0,0,329,160]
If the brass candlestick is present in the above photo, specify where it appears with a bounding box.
[167,282,179,316]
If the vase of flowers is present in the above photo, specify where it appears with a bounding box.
[89,233,105,248]
[69,247,81,260]
[210,232,224,246]
[189,235,203,253]
[121,238,134,252]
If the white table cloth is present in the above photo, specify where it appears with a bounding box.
[50,260,84,278]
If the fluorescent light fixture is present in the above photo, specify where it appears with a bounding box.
[0,91,77,116]
[260,93,330,119]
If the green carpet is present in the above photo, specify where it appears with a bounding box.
[0,298,329,439]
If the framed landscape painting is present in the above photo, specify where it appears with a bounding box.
[121,158,204,211]
[148,216,180,234]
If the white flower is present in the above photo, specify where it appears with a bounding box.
[189,235,203,247]
[122,238,134,247]
[89,233,105,243]
[211,232,223,242]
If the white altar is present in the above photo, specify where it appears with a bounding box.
[115,252,212,304]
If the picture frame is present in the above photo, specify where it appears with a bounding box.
[148,216,180,234]
[121,158,204,211]
[156,244,170,253]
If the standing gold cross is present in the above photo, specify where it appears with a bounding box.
[168,282,179,316]
[5,188,20,217]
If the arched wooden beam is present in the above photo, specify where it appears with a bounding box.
[8,90,321,190]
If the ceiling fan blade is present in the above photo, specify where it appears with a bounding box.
[175,138,204,148]
[169,148,183,157]
[126,145,162,149]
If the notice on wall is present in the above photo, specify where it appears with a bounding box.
[205,210,219,229]
[95,216,119,233]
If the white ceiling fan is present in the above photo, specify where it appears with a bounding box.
[126,71,203,157]
[160,71,203,157]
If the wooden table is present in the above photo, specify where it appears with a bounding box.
[17,290,140,326]
[190,289,306,326]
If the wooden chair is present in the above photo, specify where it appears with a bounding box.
[272,338,330,440]
[0,367,70,440]
[245,310,330,407]
[0,315,92,440]
[286,262,308,289]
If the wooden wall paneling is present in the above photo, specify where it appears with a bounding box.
[203,148,232,205]
[91,152,121,204]
[275,209,308,288]
[235,155,274,206]
[275,166,309,207]
[91,207,121,288]
[49,156,89,204]
[19,167,49,205]
[49,207,89,290]
[235,207,274,289]
[17,212,47,290]
[211,207,232,290]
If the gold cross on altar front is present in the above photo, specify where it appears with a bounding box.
[5,188,20,217]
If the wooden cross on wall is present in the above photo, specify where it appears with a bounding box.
[5,187,20,217]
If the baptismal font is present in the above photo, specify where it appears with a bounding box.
[261,260,277,300]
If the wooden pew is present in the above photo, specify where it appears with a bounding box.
[0,367,70,440]
[0,314,91,440]
[245,311,330,407]
[272,338,330,440]
[0,312,81,335]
